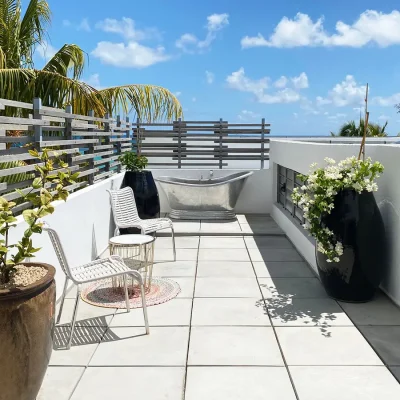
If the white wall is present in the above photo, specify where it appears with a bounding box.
[151,168,273,214]
[9,173,125,301]
[270,139,400,306]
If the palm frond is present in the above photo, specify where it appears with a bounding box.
[96,84,183,121]
[20,0,50,67]
[43,44,85,80]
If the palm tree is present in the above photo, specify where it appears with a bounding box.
[0,0,182,120]
[331,119,388,137]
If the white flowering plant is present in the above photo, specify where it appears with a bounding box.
[292,156,384,263]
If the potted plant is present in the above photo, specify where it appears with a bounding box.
[119,151,160,220]
[0,148,78,400]
[292,156,386,302]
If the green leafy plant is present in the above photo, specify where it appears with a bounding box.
[118,152,148,172]
[0,148,78,285]
[291,157,384,263]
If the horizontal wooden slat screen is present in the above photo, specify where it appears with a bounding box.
[0,97,270,212]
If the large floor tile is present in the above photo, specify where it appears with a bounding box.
[71,367,185,400]
[253,261,314,278]
[191,298,269,326]
[197,261,255,278]
[358,326,400,365]
[174,277,195,298]
[245,236,294,249]
[57,299,116,327]
[38,367,84,400]
[155,236,199,248]
[198,248,250,261]
[249,248,303,262]
[240,222,284,235]
[185,367,296,400]
[172,221,201,233]
[259,278,328,300]
[50,326,106,366]
[154,248,198,262]
[236,214,274,224]
[339,293,400,326]
[200,236,245,248]
[90,327,189,366]
[290,366,400,400]
[188,326,284,366]
[152,261,197,277]
[110,299,192,327]
[195,277,261,298]
[276,327,383,366]
[267,298,353,327]
[200,221,242,233]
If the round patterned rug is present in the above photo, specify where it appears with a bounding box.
[81,277,181,309]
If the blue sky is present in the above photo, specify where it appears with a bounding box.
[35,0,400,135]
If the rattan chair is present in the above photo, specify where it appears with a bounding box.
[44,226,149,349]
[108,187,176,261]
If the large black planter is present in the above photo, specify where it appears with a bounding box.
[121,170,160,229]
[316,189,387,302]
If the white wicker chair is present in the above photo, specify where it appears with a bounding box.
[44,226,149,349]
[108,187,176,261]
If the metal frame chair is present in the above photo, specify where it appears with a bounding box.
[44,226,149,349]
[108,187,176,261]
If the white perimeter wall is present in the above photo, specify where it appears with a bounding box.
[8,168,272,301]
[270,139,400,306]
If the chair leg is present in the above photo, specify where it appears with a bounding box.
[56,277,69,325]
[130,272,149,334]
[123,275,131,312]
[171,225,176,261]
[67,285,81,350]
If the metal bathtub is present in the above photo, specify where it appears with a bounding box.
[155,171,253,220]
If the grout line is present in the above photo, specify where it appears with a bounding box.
[182,233,201,399]
[243,237,301,400]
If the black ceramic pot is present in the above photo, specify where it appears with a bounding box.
[316,189,387,302]
[122,170,160,221]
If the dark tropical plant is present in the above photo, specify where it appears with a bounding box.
[331,119,388,137]
[0,0,182,120]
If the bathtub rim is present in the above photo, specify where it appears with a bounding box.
[154,171,253,187]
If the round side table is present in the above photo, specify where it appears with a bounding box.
[109,234,155,290]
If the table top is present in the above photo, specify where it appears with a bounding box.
[109,234,155,246]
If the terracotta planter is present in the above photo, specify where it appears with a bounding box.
[0,263,56,400]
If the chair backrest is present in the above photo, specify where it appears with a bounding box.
[108,187,141,228]
[43,226,75,281]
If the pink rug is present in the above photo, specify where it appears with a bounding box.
[81,277,181,309]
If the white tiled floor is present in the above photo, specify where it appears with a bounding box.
[39,217,400,399]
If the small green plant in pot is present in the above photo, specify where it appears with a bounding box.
[119,151,160,220]
[0,148,78,400]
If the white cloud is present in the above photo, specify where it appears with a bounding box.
[373,93,400,106]
[92,41,169,68]
[78,18,91,32]
[37,41,57,60]
[62,19,71,27]
[292,72,309,89]
[85,73,101,89]
[241,10,400,48]
[317,75,367,107]
[95,17,160,41]
[226,68,306,104]
[174,91,182,97]
[192,97,197,102]
[293,112,298,118]
[238,110,260,120]
[327,113,347,120]
[274,76,288,88]
[378,114,390,120]
[205,70,215,84]
[176,13,229,52]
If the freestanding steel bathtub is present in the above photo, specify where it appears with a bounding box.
[155,171,253,220]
